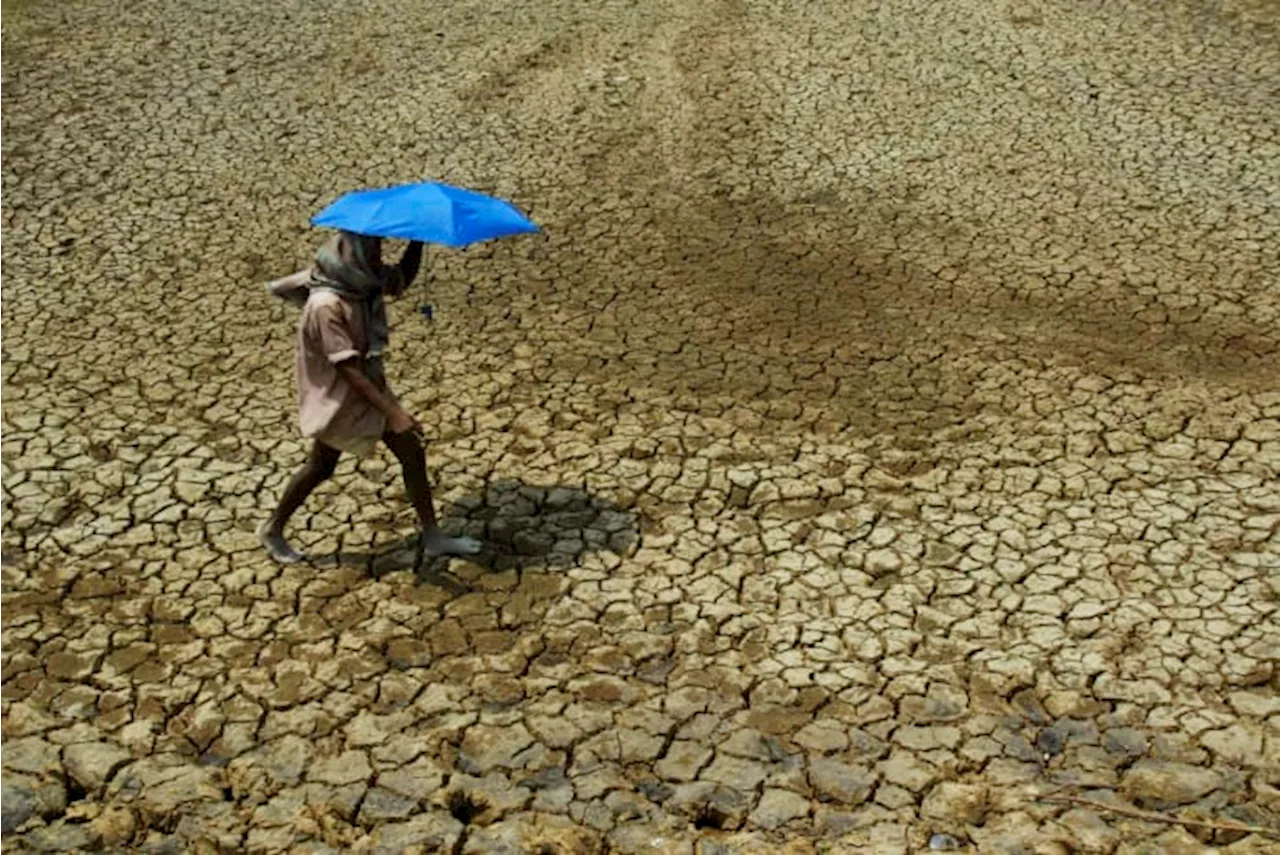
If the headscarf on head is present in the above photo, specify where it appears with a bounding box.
[310,231,394,361]
[266,231,401,381]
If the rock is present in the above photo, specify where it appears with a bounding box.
[921,782,988,825]
[63,741,132,793]
[929,833,965,851]
[750,788,811,829]
[1036,726,1068,757]
[1124,761,1222,806]
[809,758,876,805]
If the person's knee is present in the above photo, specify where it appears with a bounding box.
[310,447,341,481]
[388,431,425,463]
[314,457,339,481]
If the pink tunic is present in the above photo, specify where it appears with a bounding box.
[297,290,386,455]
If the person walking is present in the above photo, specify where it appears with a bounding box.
[260,231,481,564]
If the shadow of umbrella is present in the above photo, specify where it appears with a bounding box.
[314,479,638,590]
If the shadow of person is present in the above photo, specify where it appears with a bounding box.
[317,479,638,590]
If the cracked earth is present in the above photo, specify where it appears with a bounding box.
[3,0,1279,852]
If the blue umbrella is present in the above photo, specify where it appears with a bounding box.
[312,182,539,248]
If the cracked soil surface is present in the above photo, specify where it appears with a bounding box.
[2,0,1279,852]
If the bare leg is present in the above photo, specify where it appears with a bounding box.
[260,441,341,563]
[382,429,482,557]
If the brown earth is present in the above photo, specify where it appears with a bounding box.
[2,0,1278,852]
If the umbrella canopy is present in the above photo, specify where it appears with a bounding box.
[312,182,539,247]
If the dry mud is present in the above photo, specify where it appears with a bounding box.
[2,0,1278,852]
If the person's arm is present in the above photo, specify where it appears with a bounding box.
[336,358,420,435]
[399,240,424,284]
[384,241,424,298]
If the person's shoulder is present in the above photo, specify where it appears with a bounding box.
[300,290,353,330]
[303,289,348,315]
[307,288,344,306]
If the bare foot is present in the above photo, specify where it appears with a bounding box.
[421,528,483,557]
[259,523,304,564]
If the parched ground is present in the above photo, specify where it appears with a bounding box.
[2,0,1278,851]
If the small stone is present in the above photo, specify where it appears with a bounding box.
[929,832,965,851]
[1036,726,1068,757]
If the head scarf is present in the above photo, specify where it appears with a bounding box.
[309,231,392,366]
